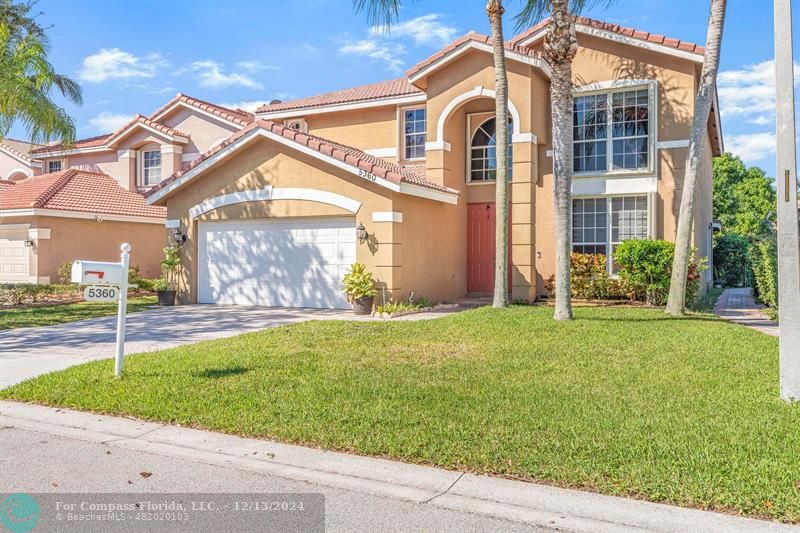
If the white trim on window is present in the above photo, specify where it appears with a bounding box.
[572,80,658,178]
[572,176,657,196]
[140,149,162,187]
[400,105,427,162]
[47,160,63,173]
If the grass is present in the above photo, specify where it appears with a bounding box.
[0,296,157,330]
[692,287,724,312]
[2,306,798,521]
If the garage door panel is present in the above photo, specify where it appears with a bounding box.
[199,218,355,308]
[0,233,31,283]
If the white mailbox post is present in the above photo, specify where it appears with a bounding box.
[71,243,131,378]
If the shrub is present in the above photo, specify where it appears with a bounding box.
[151,277,168,292]
[0,283,81,306]
[56,260,75,285]
[342,263,377,301]
[570,253,611,299]
[160,247,181,291]
[713,233,751,287]
[751,238,778,309]
[613,239,706,306]
[376,294,436,315]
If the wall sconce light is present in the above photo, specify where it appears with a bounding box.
[23,236,34,248]
[171,227,187,246]
[356,222,370,244]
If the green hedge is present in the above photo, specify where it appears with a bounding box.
[751,238,778,310]
[0,284,81,306]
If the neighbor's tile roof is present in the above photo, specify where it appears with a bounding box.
[148,119,458,200]
[0,138,43,161]
[149,93,255,126]
[0,180,15,193]
[509,16,705,54]
[405,32,546,80]
[32,93,254,155]
[257,78,423,114]
[0,169,165,218]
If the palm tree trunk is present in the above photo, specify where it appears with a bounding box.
[665,0,726,316]
[546,0,576,320]
[488,0,509,308]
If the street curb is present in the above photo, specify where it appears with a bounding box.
[1,401,796,533]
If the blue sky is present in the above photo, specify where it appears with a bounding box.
[10,0,793,177]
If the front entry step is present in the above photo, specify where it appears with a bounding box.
[449,295,492,308]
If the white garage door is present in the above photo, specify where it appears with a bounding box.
[0,230,31,283]
[198,218,356,308]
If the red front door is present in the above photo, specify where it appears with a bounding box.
[467,203,497,294]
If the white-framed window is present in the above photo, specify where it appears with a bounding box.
[573,84,654,175]
[573,194,650,272]
[141,149,161,186]
[402,107,426,160]
[469,117,513,182]
[47,160,62,173]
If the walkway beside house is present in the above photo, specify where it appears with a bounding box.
[714,288,779,337]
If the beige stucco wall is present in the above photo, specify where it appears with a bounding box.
[158,106,240,156]
[0,150,35,181]
[0,214,165,283]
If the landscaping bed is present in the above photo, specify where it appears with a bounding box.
[2,306,797,521]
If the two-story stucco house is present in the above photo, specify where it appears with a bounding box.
[0,95,255,283]
[145,17,721,309]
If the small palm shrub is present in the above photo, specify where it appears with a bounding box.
[342,263,376,301]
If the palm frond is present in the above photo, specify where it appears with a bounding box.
[352,0,402,27]
[513,0,617,32]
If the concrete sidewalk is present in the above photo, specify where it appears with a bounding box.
[714,288,779,337]
[1,401,795,533]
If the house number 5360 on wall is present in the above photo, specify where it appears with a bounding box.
[84,285,120,302]
[358,169,378,182]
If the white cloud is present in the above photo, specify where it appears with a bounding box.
[338,39,406,73]
[236,61,279,73]
[369,14,457,46]
[187,60,264,90]
[221,100,266,113]
[717,59,800,124]
[725,132,776,163]
[79,48,167,83]
[87,112,135,132]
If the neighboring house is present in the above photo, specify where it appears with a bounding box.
[0,138,42,181]
[146,17,722,309]
[0,95,255,283]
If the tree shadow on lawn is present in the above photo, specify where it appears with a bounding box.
[192,366,251,379]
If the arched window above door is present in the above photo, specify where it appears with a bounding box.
[469,117,513,182]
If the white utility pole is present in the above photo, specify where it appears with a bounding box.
[115,243,131,378]
[774,0,800,401]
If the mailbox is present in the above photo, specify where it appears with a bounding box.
[71,260,127,286]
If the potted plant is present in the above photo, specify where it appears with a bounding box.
[156,246,181,306]
[342,263,376,315]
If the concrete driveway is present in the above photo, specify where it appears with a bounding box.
[0,305,356,389]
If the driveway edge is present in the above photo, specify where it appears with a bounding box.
[0,401,795,533]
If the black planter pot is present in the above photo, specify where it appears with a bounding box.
[351,296,374,315]
[157,290,176,306]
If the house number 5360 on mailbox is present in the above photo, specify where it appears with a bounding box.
[71,243,132,378]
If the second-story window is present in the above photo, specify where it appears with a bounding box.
[403,108,426,160]
[142,150,161,186]
[48,160,62,173]
[573,86,652,174]
[469,117,513,182]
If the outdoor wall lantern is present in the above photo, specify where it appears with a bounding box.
[356,222,370,244]
[171,226,187,247]
[23,236,34,247]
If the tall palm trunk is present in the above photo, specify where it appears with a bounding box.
[488,0,510,308]
[665,0,726,316]
[545,0,577,320]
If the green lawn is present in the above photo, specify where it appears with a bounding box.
[2,306,798,521]
[0,296,157,330]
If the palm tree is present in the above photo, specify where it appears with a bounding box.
[353,0,514,308]
[0,0,82,144]
[665,0,726,316]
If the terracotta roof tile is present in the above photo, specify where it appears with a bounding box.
[104,115,189,146]
[31,134,110,154]
[0,169,165,218]
[0,138,43,161]
[148,119,458,200]
[405,32,546,81]
[149,93,255,126]
[0,180,15,193]
[509,16,705,55]
[256,78,423,114]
